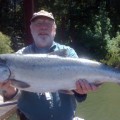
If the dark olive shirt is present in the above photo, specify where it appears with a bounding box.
[17,42,87,120]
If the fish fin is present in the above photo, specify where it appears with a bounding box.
[94,83,103,87]
[94,80,103,87]
[11,79,30,89]
[48,49,67,57]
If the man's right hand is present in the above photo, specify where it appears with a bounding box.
[0,80,17,100]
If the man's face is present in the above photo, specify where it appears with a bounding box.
[30,17,56,48]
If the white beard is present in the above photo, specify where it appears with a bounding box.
[32,33,54,47]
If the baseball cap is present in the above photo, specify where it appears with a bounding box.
[30,10,55,22]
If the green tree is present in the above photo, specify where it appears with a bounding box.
[72,1,112,60]
[105,32,120,67]
[0,32,13,53]
[0,0,24,51]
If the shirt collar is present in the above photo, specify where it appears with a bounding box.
[32,42,56,53]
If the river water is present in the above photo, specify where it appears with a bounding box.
[76,83,120,120]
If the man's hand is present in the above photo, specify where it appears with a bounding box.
[0,80,17,100]
[74,79,100,94]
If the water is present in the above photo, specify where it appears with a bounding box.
[7,83,120,120]
[76,83,120,120]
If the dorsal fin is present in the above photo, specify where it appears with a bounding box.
[48,49,67,57]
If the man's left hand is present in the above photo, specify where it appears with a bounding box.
[74,79,100,94]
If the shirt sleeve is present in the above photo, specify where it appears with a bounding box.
[73,91,87,102]
[16,48,25,54]
[66,47,78,58]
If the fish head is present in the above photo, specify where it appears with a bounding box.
[0,56,10,82]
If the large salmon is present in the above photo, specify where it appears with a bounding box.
[0,50,120,92]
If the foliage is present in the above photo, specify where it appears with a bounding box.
[0,0,24,51]
[105,33,120,67]
[0,32,13,53]
[68,1,112,60]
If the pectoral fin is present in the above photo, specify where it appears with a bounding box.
[48,49,67,57]
[94,80,103,87]
[11,79,30,89]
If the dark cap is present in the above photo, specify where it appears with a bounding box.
[30,10,55,22]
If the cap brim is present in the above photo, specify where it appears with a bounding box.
[30,15,54,22]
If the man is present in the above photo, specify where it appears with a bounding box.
[0,10,98,120]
